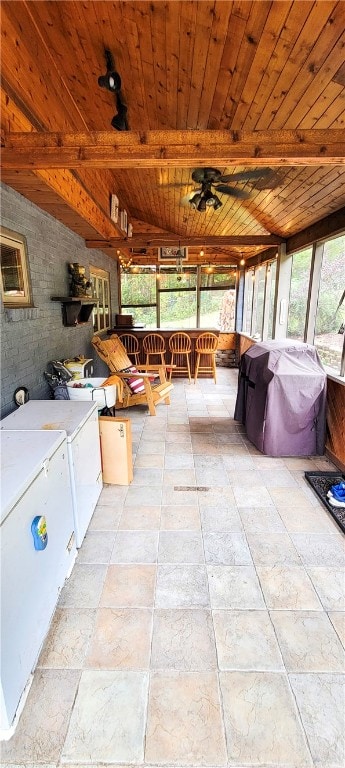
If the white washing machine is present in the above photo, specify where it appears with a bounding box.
[1,400,102,547]
[1,429,76,736]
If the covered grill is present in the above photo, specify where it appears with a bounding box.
[234,340,327,457]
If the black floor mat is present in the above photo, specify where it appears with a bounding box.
[305,471,345,534]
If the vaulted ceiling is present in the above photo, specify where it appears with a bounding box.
[1,0,345,265]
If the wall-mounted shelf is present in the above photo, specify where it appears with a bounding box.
[51,296,97,327]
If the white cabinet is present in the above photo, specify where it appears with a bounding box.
[0,430,76,736]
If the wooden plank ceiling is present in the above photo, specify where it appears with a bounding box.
[1,0,345,265]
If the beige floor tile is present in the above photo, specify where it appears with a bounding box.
[200,504,243,531]
[136,440,166,455]
[194,456,229,486]
[151,609,217,670]
[160,505,201,530]
[165,441,193,454]
[85,608,152,669]
[124,484,162,506]
[62,670,148,763]
[158,531,204,563]
[257,565,322,610]
[38,608,96,668]
[213,610,284,670]
[0,670,80,763]
[198,486,236,507]
[278,503,339,533]
[77,531,116,564]
[134,453,165,468]
[247,532,302,566]
[306,566,345,610]
[328,612,345,646]
[145,671,227,765]
[132,467,163,486]
[239,505,285,533]
[162,486,198,505]
[208,565,265,609]
[57,564,107,609]
[97,485,128,505]
[220,671,312,766]
[163,468,196,486]
[233,484,274,507]
[118,505,161,530]
[155,564,209,608]
[110,530,159,563]
[88,504,122,531]
[271,610,345,672]
[164,453,194,469]
[204,532,252,565]
[100,564,156,607]
[290,673,345,767]
[268,487,315,510]
[291,533,345,567]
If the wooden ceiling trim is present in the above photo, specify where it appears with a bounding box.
[122,7,154,131]
[195,1,233,130]
[86,234,283,248]
[256,2,339,130]
[219,0,272,130]
[230,1,293,129]
[3,129,345,169]
[164,3,180,131]
[269,3,344,130]
[186,1,214,128]
[209,3,250,129]
[177,1,198,129]
[286,206,345,253]
[1,1,87,132]
[242,2,313,131]
[284,33,345,130]
[299,81,344,129]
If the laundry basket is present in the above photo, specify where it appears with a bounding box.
[67,378,116,410]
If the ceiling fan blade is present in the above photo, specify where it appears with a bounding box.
[219,168,273,183]
[216,185,251,199]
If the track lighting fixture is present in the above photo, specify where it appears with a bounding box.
[98,49,121,92]
[98,49,129,131]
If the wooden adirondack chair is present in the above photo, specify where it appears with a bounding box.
[91,334,173,416]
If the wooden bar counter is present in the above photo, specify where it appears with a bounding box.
[107,327,221,377]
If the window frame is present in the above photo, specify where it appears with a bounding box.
[0,226,33,308]
[90,265,111,334]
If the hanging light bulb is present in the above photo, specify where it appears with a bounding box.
[199,248,205,257]
[240,258,245,266]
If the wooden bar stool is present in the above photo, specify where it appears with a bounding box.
[169,332,192,383]
[143,332,166,366]
[118,333,140,365]
[194,332,219,384]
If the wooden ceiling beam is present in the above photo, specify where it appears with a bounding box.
[2,130,345,169]
[86,234,283,249]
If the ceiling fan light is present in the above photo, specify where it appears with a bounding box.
[189,192,202,208]
[212,196,222,210]
[197,198,207,212]
[111,105,128,131]
[98,71,122,92]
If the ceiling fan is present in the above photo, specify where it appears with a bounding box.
[177,167,278,211]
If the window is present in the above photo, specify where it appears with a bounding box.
[243,270,255,334]
[159,267,197,329]
[267,259,277,339]
[287,247,313,340]
[90,266,111,333]
[314,235,345,374]
[0,227,32,307]
[252,266,266,338]
[121,268,157,328]
[200,267,236,329]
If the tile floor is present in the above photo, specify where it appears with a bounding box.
[2,368,344,768]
